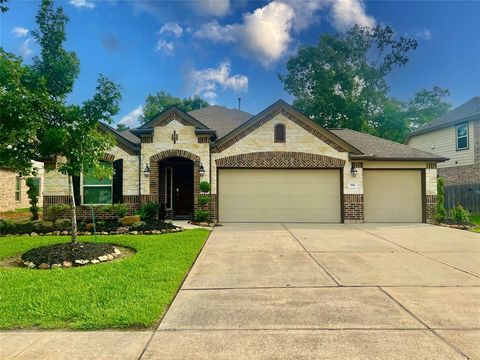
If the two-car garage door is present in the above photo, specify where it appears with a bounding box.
[218,169,341,223]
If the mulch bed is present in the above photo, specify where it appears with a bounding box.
[21,242,117,268]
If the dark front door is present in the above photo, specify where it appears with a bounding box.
[173,164,194,217]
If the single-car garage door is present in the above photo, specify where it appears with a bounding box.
[364,170,423,223]
[218,169,341,223]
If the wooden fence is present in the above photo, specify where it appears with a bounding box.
[444,184,480,213]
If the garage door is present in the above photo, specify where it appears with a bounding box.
[218,169,341,223]
[364,170,423,223]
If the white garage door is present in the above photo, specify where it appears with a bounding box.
[364,170,423,223]
[218,169,341,223]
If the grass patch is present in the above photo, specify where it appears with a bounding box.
[0,230,209,330]
[470,213,480,226]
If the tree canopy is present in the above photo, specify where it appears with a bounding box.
[141,91,209,123]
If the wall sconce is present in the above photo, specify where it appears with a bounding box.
[143,164,150,177]
[350,164,358,177]
[199,164,206,177]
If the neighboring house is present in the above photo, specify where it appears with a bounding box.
[0,162,44,213]
[43,100,446,223]
[405,97,480,211]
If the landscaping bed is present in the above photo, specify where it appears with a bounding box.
[0,229,209,329]
[21,242,123,269]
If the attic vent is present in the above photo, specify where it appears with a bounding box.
[274,123,286,143]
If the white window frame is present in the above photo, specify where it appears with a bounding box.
[455,123,469,151]
[15,176,21,202]
[81,161,113,206]
[165,167,173,210]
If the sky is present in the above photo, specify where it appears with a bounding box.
[1,0,479,128]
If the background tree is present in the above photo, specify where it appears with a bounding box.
[279,25,417,131]
[0,0,8,12]
[116,123,129,131]
[142,91,209,123]
[404,86,451,129]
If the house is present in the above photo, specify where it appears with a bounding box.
[0,162,44,213]
[405,97,480,211]
[42,100,446,223]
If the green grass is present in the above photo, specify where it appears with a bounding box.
[0,230,209,330]
[470,213,480,226]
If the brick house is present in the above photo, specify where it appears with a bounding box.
[0,162,44,213]
[405,97,480,211]
[43,100,446,223]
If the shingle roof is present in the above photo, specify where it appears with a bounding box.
[188,105,253,139]
[330,128,448,161]
[406,97,480,139]
[120,130,141,144]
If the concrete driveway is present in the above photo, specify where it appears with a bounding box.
[144,223,480,359]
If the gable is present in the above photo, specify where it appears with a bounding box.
[139,106,211,130]
[213,100,361,154]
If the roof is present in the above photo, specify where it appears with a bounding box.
[330,128,448,161]
[406,97,480,140]
[188,105,253,139]
[98,122,140,153]
[120,130,141,145]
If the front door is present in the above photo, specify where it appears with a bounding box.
[173,164,194,217]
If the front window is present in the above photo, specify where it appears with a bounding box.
[83,161,112,205]
[15,176,21,201]
[456,123,469,150]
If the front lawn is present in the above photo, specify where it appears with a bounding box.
[0,230,209,330]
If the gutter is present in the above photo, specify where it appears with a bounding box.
[350,155,449,162]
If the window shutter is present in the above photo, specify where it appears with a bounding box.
[72,175,81,206]
[113,159,123,203]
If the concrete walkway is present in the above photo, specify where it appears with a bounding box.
[1,223,479,359]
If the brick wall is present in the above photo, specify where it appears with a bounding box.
[0,164,44,212]
[426,195,436,224]
[343,194,364,223]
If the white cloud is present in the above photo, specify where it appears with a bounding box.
[19,38,34,58]
[193,0,230,17]
[159,22,183,38]
[69,0,95,9]
[195,1,295,67]
[190,61,248,102]
[416,28,432,40]
[11,27,29,37]
[155,39,174,55]
[330,0,375,30]
[119,105,143,127]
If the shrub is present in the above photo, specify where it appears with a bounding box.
[100,203,128,218]
[140,202,159,221]
[54,218,72,231]
[131,221,147,229]
[46,204,70,222]
[0,219,15,234]
[33,220,54,233]
[435,177,446,223]
[25,178,39,221]
[449,205,470,225]
[194,210,210,222]
[119,215,141,226]
[199,181,211,193]
[198,195,211,207]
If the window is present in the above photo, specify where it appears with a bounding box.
[15,176,21,201]
[456,123,469,150]
[83,161,112,205]
[274,123,286,143]
[165,167,173,210]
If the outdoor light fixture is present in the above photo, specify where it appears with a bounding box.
[199,164,206,177]
[350,164,358,177]
[143,164,150,177]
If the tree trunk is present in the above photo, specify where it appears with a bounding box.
[68,175,78,243]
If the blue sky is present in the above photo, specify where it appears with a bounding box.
[2,0,479,128]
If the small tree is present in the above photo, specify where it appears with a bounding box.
[25,178,40,220]
[435,177,446,223]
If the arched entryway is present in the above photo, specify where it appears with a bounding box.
[150,150,200,219]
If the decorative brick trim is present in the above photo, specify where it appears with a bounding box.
[150,113,192,127]
[216,152,345,168]
[426,194,436,223]
[197,136,210,144]
[343,194,364,221]
[103,153,115,162]
[141,136,153,143]
[351,161,363,169]
[210,193,217,222]
[213,105,348,153]
[116,142,137,155]
[426,162,437,169]
[43,195,71,206]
